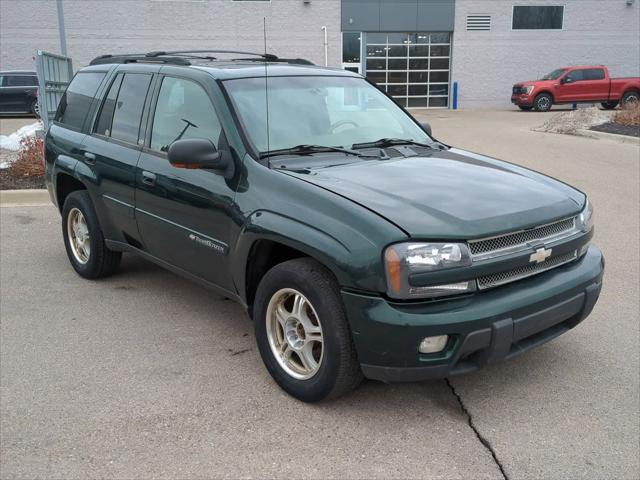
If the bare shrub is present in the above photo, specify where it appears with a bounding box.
[613,102,640,127]
[7,135,45,178]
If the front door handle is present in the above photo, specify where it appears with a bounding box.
[141,171,156,186]
[83,152,96,164]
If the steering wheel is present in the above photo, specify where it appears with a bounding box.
[330,120,360,133]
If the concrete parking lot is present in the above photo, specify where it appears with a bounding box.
[1,110,639,479]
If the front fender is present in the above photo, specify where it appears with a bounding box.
[231,209,387,302]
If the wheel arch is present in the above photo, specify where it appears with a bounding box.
[232,211,356,314]
[535,90,555,102]
[55,172,88,212]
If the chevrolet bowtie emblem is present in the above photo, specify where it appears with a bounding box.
[530,247,552,264]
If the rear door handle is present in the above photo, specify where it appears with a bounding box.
[141,171,156,186]
[83,152,96,164]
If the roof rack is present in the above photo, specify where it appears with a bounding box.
[89,50,314,67]
[146,49,280,61]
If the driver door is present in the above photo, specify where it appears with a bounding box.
[556,69,586,103]
[135,75,238,291]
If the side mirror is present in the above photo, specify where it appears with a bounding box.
[168,138,226,170]
[420,122,433,137]
[561,76,573,85]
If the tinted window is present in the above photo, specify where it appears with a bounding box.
[95,74,123,136]
[151,77,222,153]
[584,69,605,80]
[109,74,152,144]
[512,6,564,30]
[5,75,37,86]
[566,70,585,82]
[342,32,361,63]
[55,72,106,130]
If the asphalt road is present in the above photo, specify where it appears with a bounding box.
[1,110,639,479]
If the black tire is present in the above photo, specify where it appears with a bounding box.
[518,105,533,111]
[601,101,618,110]
[61,190,122,279]
[621,91,639,108]
[253,258,362,402]
[533,93,553,112]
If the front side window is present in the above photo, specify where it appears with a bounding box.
[55,72,106,130]
[512,6,564,30]
[151,77,222,153]
[566,70,585,82]
[223,75,431,153]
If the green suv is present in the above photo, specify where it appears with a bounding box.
[45,50,604,402]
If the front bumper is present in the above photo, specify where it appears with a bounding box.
[342,246,604,382]
[511,94,533,106]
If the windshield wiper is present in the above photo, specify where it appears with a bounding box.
[260,144,378,160]
[352,138,441,150]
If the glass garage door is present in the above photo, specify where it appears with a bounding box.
[365,33,451,108]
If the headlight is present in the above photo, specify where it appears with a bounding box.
[524,86,534,95]
[384,242,474,299]
[577,198,594,232]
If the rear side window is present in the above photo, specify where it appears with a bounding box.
[584,69,605,81]
[5,75,37,86]
[150,77,222,153]
[110,74,152,144]
[55,72,106,130]
[94,73,151,144]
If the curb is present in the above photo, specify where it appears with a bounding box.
[577,129,640,145]
[0,189,50,206]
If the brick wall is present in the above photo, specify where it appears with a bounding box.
[0,0,341,71]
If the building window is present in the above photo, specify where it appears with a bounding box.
[512,6,564,30]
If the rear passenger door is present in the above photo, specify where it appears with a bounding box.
[81,68,154,244]
[582,68,609,101]
[135,73,238,291]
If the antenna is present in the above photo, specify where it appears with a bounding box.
[263,17,270,159]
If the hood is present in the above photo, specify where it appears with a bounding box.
[280,148,584,239]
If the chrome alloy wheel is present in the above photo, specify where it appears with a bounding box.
[67,207,90,264]
[266,288,324,380]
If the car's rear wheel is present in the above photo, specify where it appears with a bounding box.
[621,91,639,108]
[62,191,122,279]
[30,98,40,118]
[253,258,362,402]
[518,105,533,111]
[601,101,618,110]
[533,93,553,112]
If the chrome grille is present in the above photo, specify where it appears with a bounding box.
[469,217,577,260]
[477,250,578,290]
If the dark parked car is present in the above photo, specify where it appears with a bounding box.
[45,51,604,402]
[0,70,39,116]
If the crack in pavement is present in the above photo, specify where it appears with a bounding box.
[446,378,509,480]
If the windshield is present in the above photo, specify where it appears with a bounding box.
[540,68,567,80]
[223,75,432,153]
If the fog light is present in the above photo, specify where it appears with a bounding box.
[419,335,449,354]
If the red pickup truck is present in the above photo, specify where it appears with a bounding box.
[511,66,640,112]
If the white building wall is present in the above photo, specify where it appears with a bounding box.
[452,0,640,109]
[0,0,341,71]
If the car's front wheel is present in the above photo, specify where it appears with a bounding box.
[253,258,362,402]
[62,191,122,279]
[533,93,553,112]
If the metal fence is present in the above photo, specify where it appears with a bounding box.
[35,50,73,131]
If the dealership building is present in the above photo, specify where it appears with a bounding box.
[1,0,638,108]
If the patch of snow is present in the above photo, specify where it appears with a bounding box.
[533,107,613,135]
[0,122,42,151]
